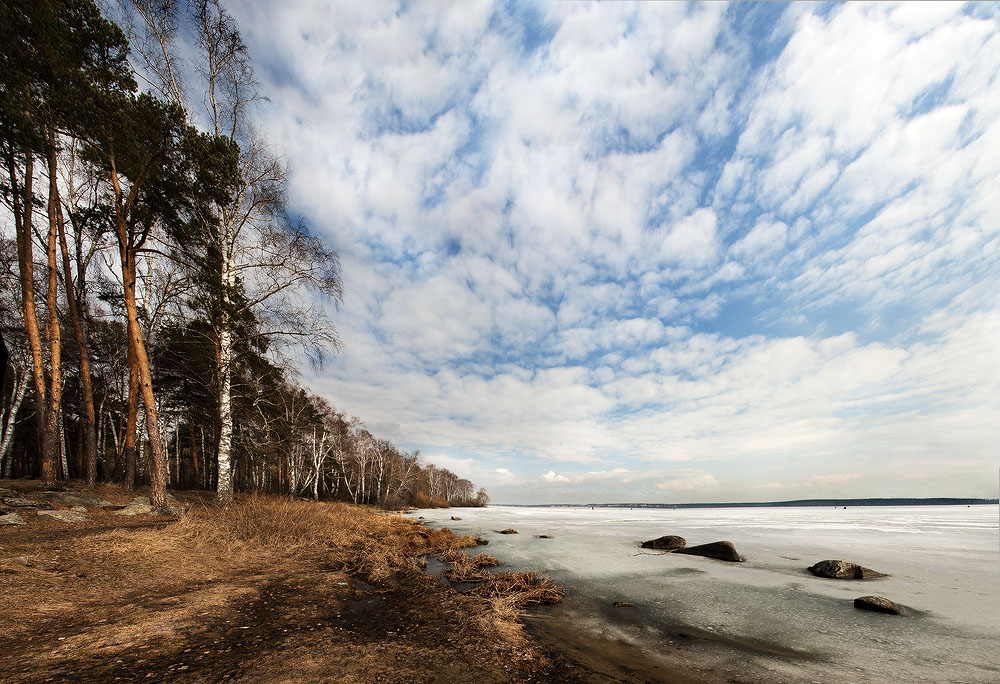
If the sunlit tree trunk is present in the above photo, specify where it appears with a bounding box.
[124,339,139,490]
[9,152,51,480]
[56,179,98,486]
[41,137,64,486]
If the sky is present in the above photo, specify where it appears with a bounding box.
[226,1,999,504]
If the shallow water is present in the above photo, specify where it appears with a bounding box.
[416,505,1000,683]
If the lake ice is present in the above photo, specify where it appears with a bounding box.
[416,505,999,683]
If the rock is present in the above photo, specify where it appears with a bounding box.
[474,537,489,545]
[0,512,26,526]
[809,560,885,579]
[613,601,636,608]
[451,516,462,520]
[1,496,52,510]
[536,535,553,539]
[114,503,154,516]
[130,496,152,506]
[71,506,88,513]
[676,541,744,562]
[854,596,902,615]
[30,491,114,507]
[641,535,686,551]
[152,504,187,517]
[37,509,89,523]
[498,528,518,534]
[0,555,32,567]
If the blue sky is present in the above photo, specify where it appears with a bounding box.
[230,1,999,503]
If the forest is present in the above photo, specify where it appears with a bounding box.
[0,0,488,510]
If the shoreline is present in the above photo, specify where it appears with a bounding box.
[3,481,723,683]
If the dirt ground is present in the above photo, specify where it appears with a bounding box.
[1,481,712,684]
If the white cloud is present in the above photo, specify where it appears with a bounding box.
[659,208,719,267]
[226,1,1000,503]
[654,471,719,492]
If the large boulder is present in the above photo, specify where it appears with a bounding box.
[641,535,686,551]
[1,496,51,510]
[0,512,26,526]
[36,509,89,523]
[30,491,114,507]
[114,503,155,517]
[498,528,518,534]
[153,504,187,517]
[854,596,902,615]
[676,541,744,562]
[809,560,885,579]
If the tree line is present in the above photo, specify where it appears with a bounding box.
[0,0,488,509]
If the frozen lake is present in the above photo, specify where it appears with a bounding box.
[416,504,999,683]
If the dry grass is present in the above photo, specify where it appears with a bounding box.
[441,550,503,582]
[472,570,566,606]
[1,486,565,682]
[428,549,565,654]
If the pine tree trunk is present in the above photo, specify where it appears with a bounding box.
[56,193,98,486]
[124,339,138,490]
[120,249,168,508]
[9,152,50,480]
[41,139,63,487]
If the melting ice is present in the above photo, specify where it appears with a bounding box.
[417,505,999,683]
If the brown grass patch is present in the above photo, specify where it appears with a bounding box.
[441,550,504,582]
[0,486,561,683]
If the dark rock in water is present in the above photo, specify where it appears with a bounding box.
[499,528,518,534]
[474,537,489,545]
[676,541,744,562]
[536,535,552,539]
[1,496,52,510]
[451,516,462,520]
[613,601,636,608]
[809,560,885,579]
[854,596,902,614]
[641,535,686,551]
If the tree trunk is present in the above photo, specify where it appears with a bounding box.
[56,191,98,486]
[0,365,29,476]
[124,338,138,490]
[216,321,234,503]
[9,152,50,479]
[120,246,168,507]
[188,415,199,488]
[41,138,63,487]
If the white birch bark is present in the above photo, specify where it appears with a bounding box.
[1,365,29,477]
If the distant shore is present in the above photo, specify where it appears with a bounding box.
[503,497,999,509]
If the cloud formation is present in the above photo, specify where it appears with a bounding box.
[232,1,1000,503]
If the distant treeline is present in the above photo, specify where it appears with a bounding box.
[0,0,487,509]
[510,498,998,509]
